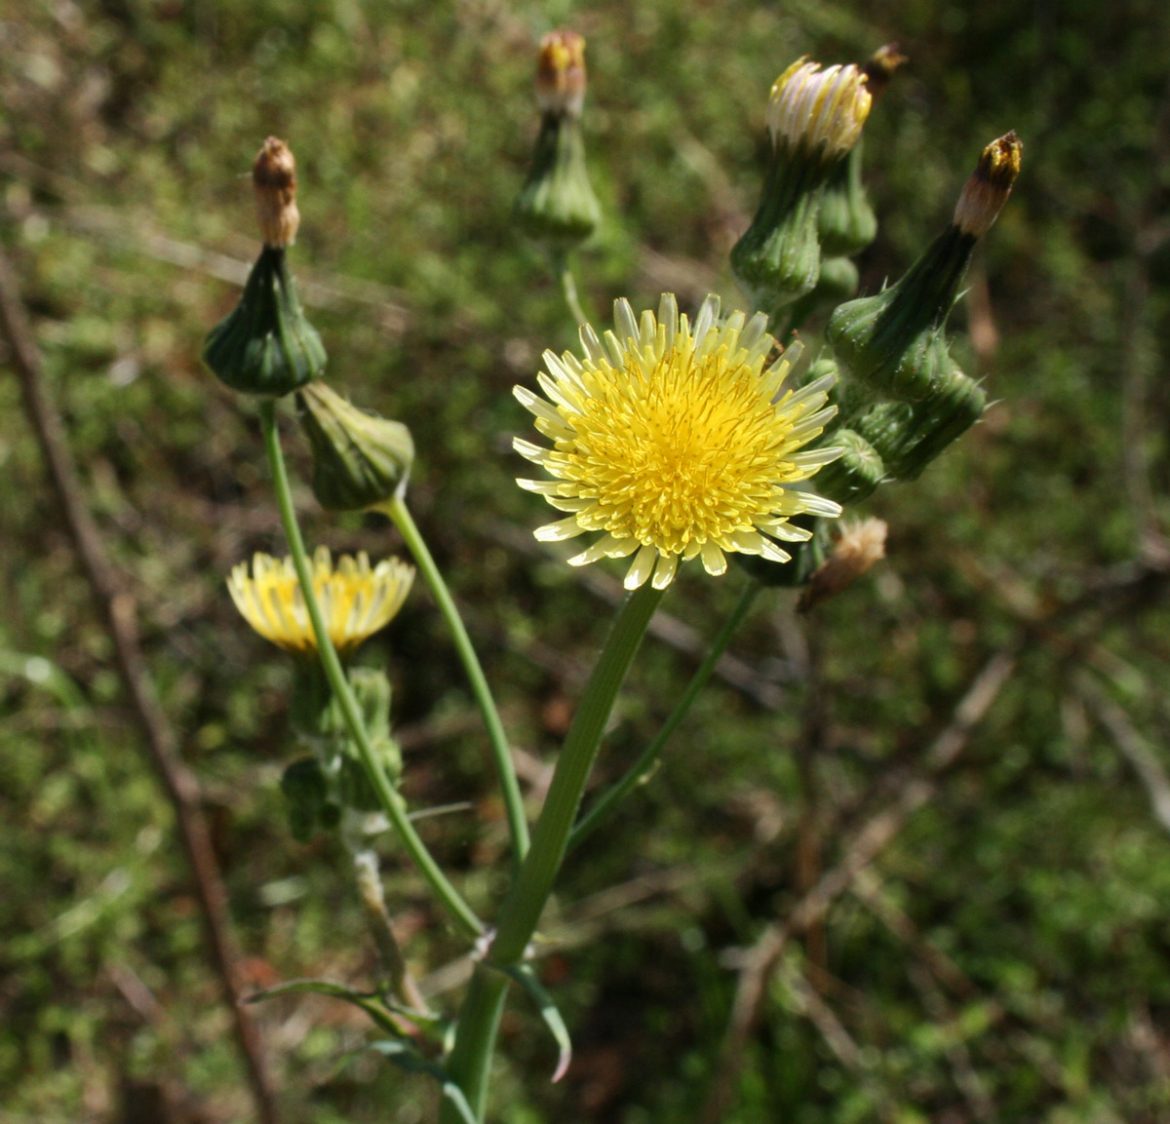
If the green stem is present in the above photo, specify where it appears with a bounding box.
[441,582,664,1121]
[441,967,507,1123]
[258,400,483,939]
[552,250,590,326]
[383,495,530,867]
[569,580,761,851]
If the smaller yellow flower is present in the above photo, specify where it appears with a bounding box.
[227,547,414,656]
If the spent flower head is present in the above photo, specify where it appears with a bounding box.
[515,29,600,248]
[799,517,888,611]
[203,136,325,397]
[768,59,872,159]
[514,293,842,591]
[861,43,908,100]
[953,131,1024,237]
[253,136,300,248]
[536,30,588,118]
[826,131,1022,402]
[228,547,414,657]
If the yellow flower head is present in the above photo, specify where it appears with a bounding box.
[767,59,872,158]
[514,293,842,591]
[227,547,414,656]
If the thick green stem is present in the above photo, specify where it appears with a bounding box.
[383,495,530,867]
[259,400,483,940]
[441,967,508,1123]
[569,580,761,850]
[441,582,664,1121]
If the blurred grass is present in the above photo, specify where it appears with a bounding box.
[2,0,1170,1120]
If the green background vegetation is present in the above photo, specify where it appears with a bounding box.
[3,0,1169,1120]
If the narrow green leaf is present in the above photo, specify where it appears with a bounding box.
[368,1040,478,1124]
[500,963,573,1082]
[245,977,402,1037]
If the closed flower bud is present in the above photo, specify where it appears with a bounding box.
[203,138,326,397]
[783,255,860,326]
[280,756,334,842]
[732,60,873,314]
[808,427,886,504]
[953,131,1023,238]
[297,382,415,511]
[514,31,601,249]
[852,364,986,480]
[826,132,1022,401]
[817,145,878,258]
[338,668,402,810]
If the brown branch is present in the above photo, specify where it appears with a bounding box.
[0,246,281,1124]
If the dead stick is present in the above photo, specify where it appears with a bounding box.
[0,247,281,1124]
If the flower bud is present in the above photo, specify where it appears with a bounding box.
[253,137,300,248]
[281,756,335,842]
[203,138,325,397]
[851,364,986,480]
[798,517,887,612]
[817,145,878,258]
[807,427,886,504]
[826,132,1022,401]
[337,668,402,811]
[731,60,872,314]
[514,31,601,250]
[817,47,906,260]
[297,382,415,510]
[783,255,860,326]
[203,248,327,396]
[767,59,872,160]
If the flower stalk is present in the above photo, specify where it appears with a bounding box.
[380,494,531,865]
[569,579,761,850]
[442,581,665,1121]
[258,399,484,939]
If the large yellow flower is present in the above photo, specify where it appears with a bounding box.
[514,293,842,591]
[227,547,414,656]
